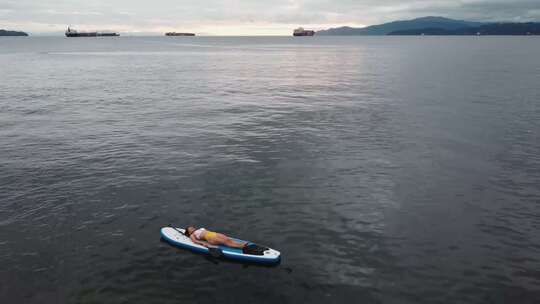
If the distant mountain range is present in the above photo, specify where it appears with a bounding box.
[317,16,539,36]
[389,22,540,35]
[0,29,28,36]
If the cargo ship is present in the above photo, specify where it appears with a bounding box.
[165,32,195,36]
[65,27,119,37]
[293,27,315,36]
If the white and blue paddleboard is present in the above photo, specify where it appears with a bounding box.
[160,227,281,264]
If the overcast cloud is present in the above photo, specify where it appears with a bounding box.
[1,0,540,35]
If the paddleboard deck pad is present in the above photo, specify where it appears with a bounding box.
[160,227,281,264]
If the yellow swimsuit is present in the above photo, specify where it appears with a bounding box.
[203,230,217,241]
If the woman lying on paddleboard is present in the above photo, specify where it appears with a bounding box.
[184,226,247,249]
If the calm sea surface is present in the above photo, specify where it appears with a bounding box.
[1,36,540,303]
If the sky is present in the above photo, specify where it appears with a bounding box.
[1,0,540,35]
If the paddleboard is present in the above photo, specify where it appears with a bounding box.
[160,227,281,264]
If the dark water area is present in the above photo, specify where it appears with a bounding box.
[1,36,540,303]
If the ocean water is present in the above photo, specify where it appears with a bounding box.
[1,36,539,304]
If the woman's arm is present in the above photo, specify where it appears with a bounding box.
[190,234,209,247]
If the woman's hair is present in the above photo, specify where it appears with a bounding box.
[184,226,193,237]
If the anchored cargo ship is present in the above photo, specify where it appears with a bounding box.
[293,27,315,36]
[65,27,119,37]
[165,32,195,36]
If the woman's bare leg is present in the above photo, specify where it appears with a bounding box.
[207,234,246,248]
[224,238,246,249]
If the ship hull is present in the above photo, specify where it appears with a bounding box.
[165,33,196,36]
[65,32,119,37]
[293,29,315,36]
